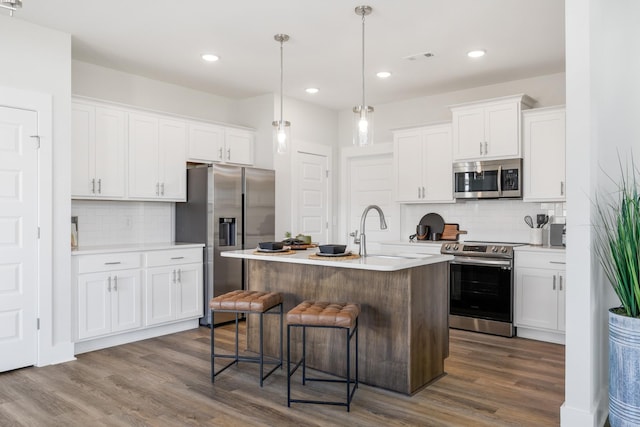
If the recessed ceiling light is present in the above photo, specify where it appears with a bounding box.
[376,71,392,79]
[467,50,486,58]
[201,53,219,62]
[305,88,319,94]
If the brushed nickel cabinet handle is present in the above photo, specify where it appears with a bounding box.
[560,181,565,196]
[91,178,96,194]
[479,142,483,155]
[417,187,421,199]
[218,147,223,160]
[559,275,563,291]
[172,270,176,284]
[178,269,182,282]
[104,261,122,265]
[227,148,231,160]
[107,276,111,292]
[161,182,165,196]
[156,182,160,195]
[484,141,488,155]
[98,178,102,194]
[113,275,118,291]
[552,275,556,290]
[422,187,425,198]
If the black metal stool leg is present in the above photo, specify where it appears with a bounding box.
[211,309,215,382]
[287,324,292,407]
[346,326,351,412]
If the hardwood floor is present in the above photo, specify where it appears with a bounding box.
[0,324,564,426]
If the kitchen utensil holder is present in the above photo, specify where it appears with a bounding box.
[529,228,543,246]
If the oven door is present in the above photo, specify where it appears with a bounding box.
[449,257,513,322]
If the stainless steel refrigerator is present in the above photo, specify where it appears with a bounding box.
[175,164,275,326]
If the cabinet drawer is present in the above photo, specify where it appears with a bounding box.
[515,251,566,269]
[146,248,203,267]
[78,252,142,274]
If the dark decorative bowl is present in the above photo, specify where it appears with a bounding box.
[318,244,347,254]
[259,241,284,250]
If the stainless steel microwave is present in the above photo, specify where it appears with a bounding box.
[453,158,522,199]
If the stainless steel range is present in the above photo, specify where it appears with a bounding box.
[441,241,524,337]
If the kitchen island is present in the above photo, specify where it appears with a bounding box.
[221,249,452,395]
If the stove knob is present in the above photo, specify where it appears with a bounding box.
[491,246,498,253]
[501,247,508,253]
[453,245,459,250]
[444,244,451,250]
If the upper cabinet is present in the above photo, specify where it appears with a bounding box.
[522,106,566,202]
[72,102,127,199]
[393,123,454,203]
[128,113,186,201]
[186,122,254,165]
[450,94,534,161]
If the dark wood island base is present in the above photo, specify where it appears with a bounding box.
[244,259,449,395]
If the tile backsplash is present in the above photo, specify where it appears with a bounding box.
[401,200,566,244]
[71,200,173,246]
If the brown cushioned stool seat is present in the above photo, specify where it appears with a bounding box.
[210,290,283,387]
[210,290,283,312]
[286,300,360,412]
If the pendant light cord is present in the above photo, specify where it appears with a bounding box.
[279,39,284,124]
[361,9,366,110]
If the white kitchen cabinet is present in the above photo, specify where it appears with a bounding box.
[187,122,225,163]
[144,248,203,326]
[523,106,566,202]
[71,102,126,199]
[186,122,254,165]
[393,123,454,203]
[128,113,186,201]
[450,94,533,161]
[75,253,143,340]
[224,128,254,165]
[514,249,566,344]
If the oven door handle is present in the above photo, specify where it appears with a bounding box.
[449,257,512,268]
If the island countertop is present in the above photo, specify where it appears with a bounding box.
[221,248,453,271]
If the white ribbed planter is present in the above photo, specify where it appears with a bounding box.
[609,309,640,427]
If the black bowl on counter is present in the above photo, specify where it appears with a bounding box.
[318,244,347,254]
[259,241,284,250]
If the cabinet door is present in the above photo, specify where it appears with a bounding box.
[523,109,566,201]
[224,128,254,165]
[128,113,160,198]
[484,102,520,158]
[94,107,126,198]
[145,266,176,326]
[175,263,203,320]
[423,125,454,202]
[71,103,96,197]
[158,119,186,200]
[110,270,142,333]
[515,267,558,330]
[77,272,111,340]
[452,107,484,160]
[394,131,424,202]
[557,271,566,332]
[187,123,225,163]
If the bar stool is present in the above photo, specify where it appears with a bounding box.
[210,290,283,386]
[286,301,360,411]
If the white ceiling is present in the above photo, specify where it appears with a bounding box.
[13,0,565,111]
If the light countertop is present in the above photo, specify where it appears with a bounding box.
[71,242,204,255]
[221,248,453,271]
[514,245,566,254]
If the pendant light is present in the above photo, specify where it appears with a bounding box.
[353,5,374,147]
[272,34,291,155]
[0,0,22,16]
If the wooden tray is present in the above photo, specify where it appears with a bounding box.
[441,223,468,241]
[308,253,360,261]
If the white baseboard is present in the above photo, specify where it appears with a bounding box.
[74,319,200,355]
[516,327,566,345]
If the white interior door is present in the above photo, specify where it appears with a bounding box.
[294,151,329,244]
[347,153,398,249]
[0,106,39,372]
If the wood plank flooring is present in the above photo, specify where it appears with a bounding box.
[0,324,565,426]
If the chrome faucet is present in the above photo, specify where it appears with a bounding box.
[349,205,388,257]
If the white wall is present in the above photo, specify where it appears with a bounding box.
[562,1,640,425]
[0,16,73,364]
[338,72,566,147]
[73,61,236,124]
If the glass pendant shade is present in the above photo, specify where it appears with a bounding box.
[352,5,374,147]
[272,119,291,154]
[353,105,374,147]
[273,33,290,155]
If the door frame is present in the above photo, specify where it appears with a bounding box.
[0,86,53,367]
[339,143,393,244]
[291,140,333,242]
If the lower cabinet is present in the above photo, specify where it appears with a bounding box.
[77,269,142,340]
[514,249,566,343]
[73,246,203,348]
[145,262,202,326]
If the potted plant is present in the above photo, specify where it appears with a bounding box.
[594,162,640,427]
